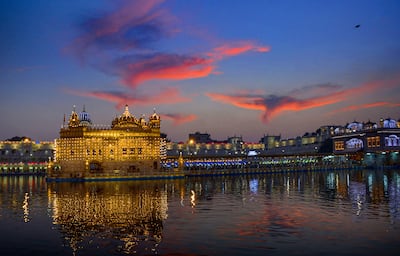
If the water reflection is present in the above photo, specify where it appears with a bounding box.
[177,170,400,221]
[190,190,196,208]
[22,192,29,222]
[47,180,183,255]
[0,175,47,221]
[163,170,400,255]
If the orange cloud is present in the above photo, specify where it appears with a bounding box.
[161,113,197,125]
[205,77,400,123]
[114,40,270,87]
[116,41,270,87]
[205,92,266,111]
[119,54,215,87]
[210,41,271,60]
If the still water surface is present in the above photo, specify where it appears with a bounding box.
[0,169,399,256]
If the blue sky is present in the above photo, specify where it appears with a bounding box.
[1,0,399,142]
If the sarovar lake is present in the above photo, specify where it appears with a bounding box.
[0,169,399,256]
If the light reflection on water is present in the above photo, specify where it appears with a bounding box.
[0,169,399,256]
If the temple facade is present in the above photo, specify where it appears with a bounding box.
[49,105,161,179]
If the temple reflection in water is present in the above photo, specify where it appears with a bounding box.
[47,180,182,255]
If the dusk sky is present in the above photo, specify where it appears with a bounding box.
[1,0,399,142]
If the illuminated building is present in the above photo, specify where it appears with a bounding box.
[0,137,54,174]
[48,105,161,179]
[332,118,400,166]
[258,125,339,155]
[166,135,265,157]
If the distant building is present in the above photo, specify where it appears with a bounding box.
[259,135,281,151]
[259,125,339,155]
[0,137,54,173]
[49,105,161,179]
[166,134,265,157]
[332,118,400,166]
[160,133,167,160]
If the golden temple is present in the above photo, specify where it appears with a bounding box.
[48,105,163,180]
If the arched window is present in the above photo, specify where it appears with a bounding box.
[346,138,363,149]
[385,135,399,146]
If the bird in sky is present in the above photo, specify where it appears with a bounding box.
[355,24,361,28]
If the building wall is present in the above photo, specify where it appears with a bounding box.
[332,127,400,166]
[0,139,53,174]
[0,140,54,163]
[258,126,339,156]
[332,129,400,154]
[54,128,160,177]
[56,129,160,162]
[166,141,265,157]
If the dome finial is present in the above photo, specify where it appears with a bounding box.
[79,105,92,126]
[123,104,131,117]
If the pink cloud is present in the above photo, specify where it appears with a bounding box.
[114,40,270,88]
[205,92,266,112]
[118,41,270,87]
[211,41,271,58]
[117,53,215,88]
[161,113,197,125]
[65,0,271,105]
[67,0,270,88]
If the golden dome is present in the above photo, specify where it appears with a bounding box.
[68,105,80,127]
[111,105,139,129]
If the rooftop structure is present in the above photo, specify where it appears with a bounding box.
[188,132,214,144]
